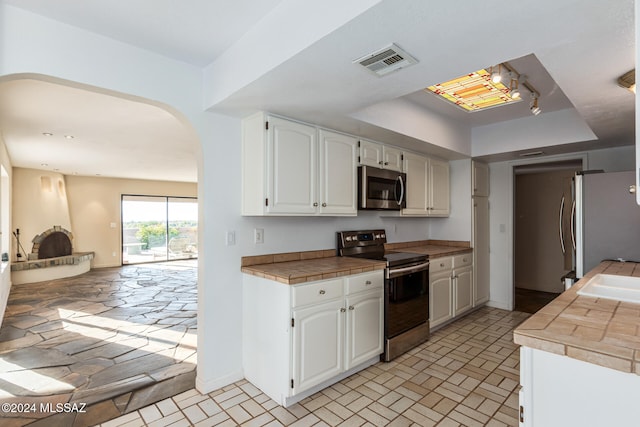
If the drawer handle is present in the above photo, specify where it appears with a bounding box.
[349,306,354,310]
[340,307,346,312]
[365,280,372,285]
[319,289,326,295]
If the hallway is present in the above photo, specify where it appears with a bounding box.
[0,261,197,426]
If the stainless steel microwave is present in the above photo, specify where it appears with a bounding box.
[358,165,406,210]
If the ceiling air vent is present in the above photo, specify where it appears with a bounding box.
[353,43,418,77]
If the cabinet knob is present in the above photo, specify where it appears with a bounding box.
[319,289,326,295]
[313,202,318,207]
[340,307,346,313]
[384,162,389,165]
[378,161,383,165]
[365,280,372,285]
[322,203,327,207]
[463,258,468,262]
[440,263,445,267]
[349,306,354,310]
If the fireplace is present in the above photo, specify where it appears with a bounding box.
[11,225,94,285]
[29,226,73,260]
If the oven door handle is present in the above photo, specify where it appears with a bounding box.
[387,261,429,279]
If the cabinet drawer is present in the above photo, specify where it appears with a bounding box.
[453,253,472,268]
[430,256,452,274]
[292,279,343,307]
[345,271,383,295]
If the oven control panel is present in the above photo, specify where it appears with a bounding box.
[337,229,387,249]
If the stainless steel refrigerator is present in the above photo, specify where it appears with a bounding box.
[573,171,640,279]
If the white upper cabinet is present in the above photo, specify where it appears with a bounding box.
[319,130,358,215]
[267,117,318,214]
[241,113,356,216]
[402,152,450,217]
[473,161,489,197]
[429,158,450,216]
[359,140,403,172]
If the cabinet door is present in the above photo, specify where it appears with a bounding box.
[382,146,403,172]
[429,158,450,216]
[402,152,429,216]
[473,161,490,197]
[292,299,344,394]
[359,140,383,168]
[453,266,473,316]
[319,130,357,215]
[473,197,490,305]
[429,272,453,328]
[267,117,317,214]
[345,290,383,370]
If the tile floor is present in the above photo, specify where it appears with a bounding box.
[97,307,530,427]
[0,261,197,427]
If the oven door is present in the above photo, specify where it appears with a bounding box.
[385,261,429,338]
[358,166,407,210]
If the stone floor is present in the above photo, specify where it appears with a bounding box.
[99,307,530,427]
[0,260,197,427]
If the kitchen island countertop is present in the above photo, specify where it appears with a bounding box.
[514,260,640,374]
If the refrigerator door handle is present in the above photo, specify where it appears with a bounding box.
[559,196,566,254]
[570,200,576,251]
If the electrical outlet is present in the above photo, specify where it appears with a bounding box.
[226,231,236,246]
[254,228,264,244]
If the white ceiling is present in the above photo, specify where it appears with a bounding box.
[0,0,635,182]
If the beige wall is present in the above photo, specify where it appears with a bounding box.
[12,168,72,261]
[0,134,12,326]
[64,175,196,268]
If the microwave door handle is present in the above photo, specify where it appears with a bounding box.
[396,175,405,205]
[559,196,565,253]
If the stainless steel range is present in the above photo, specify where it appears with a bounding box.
[337,230,430,361]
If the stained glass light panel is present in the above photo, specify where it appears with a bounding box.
[426,69,521,112]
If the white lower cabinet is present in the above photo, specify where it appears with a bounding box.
[519,347,640,426]
[292,298,344,394]
[429,253,473,329]
[243,270,383,407]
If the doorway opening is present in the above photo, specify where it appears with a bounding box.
[513,159,582,313]
[122,195,198,264]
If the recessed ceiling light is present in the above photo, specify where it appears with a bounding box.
[42,132,53,136]
[41,163,48,167]
[64,135,75,139]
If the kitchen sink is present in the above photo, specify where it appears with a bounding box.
[577,274,640,304]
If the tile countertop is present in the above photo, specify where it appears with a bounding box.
[389,243,472,258]
[514,260,640,375]
[241,240,470,285]
[241,251,386,285]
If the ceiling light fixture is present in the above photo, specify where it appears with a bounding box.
[509,72,521,99]
[490,64,502,83]
[42,132,53,136]
[617,69,635,94]
[530,94,541,116]
[64,135,75,139]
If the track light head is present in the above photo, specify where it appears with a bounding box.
[530,96,541,115]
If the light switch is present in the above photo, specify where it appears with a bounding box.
[226,231,236,246]
[110,222,116,228]
[254,228,264,244]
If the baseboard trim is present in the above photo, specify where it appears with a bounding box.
[486,300,512,310]
[195,370,244,395]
